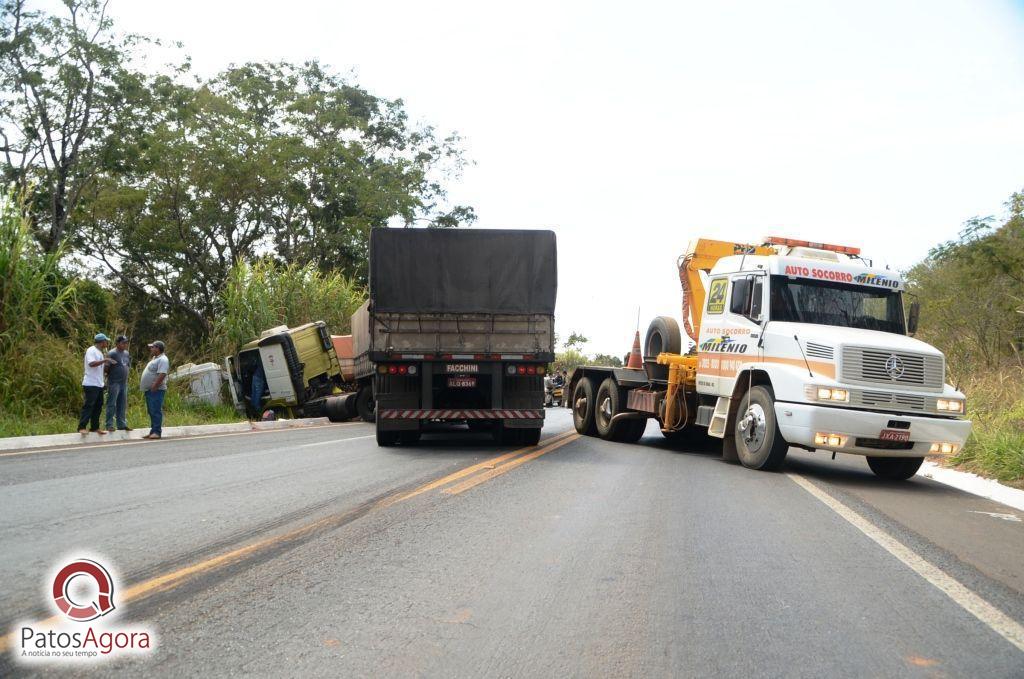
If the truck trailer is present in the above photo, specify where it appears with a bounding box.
[569,237,972,480]
[352,228,558,447]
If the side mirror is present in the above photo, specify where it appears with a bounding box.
[907,301,920,336]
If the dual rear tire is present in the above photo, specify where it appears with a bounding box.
[574,376,646,442]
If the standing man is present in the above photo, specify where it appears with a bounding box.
[79,333,114,434]
[140,340,169,440]
[104,335,132,432]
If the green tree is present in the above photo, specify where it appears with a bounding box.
[906,191,1024,375]
[591,353,624,367]
[564,331,588,350]
[79,61,473,339]
[0,0,150,252]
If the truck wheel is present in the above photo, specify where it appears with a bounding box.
[376,426,400,447]
[733,386,788,471]
[572,377,598,436]
[594,378,639,442]
[399,431,421,445]
[520,428,542,446]
[867,456,924,480]
[324,396,348,422]
[356,384,375,423]
[617,418,647,443]
[644,316,682,358]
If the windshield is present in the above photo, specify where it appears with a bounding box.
[770,275,906,334]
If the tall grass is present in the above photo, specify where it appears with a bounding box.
[213,258,366,355]
[949,366,1024,488]
[0,198,82,415]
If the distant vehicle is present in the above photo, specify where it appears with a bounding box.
[226,321,353,422]
[570,236,972,480]
[352,228,557,446]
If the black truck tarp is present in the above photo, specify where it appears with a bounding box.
[369,228,557,315]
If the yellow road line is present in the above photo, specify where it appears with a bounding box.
[0,423,359,458]
[0,427,579,652]
[443,433,580,495]
[389,429,577,503]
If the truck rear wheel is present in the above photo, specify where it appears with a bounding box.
[572,377,598,436]
[867,456,924,480]
[734,386,788,471]
[376,425,400,447]
[520,428,542,446]
[594,378,644,442]
[356,384,375,423]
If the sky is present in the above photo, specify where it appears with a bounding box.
[112,0,1024,356]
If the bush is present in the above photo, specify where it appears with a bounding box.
[949,367,1024,488]
[212,258,366,356]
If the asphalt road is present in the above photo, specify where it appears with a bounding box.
[1,410,1022,677]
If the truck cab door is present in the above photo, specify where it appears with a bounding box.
[698,274,764,397]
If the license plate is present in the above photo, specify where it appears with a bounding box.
[879,429,911,442]
[446,363,478,374]
[448,377,477,388]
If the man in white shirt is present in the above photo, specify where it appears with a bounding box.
[78,333,115,434]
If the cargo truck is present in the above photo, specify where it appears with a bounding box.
[569,237,972,480]
[352,228,557,447]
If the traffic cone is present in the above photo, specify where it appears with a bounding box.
[626,330,643,370]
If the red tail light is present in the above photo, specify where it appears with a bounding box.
[517,366,526,375]
[388,365,398,375]
[398,365,408,375]
[526,365,537,375]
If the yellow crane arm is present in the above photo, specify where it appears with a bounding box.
[678,238,774,342]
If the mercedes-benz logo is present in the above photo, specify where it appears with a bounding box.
[885,354,905,379]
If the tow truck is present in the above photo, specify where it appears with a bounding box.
[569,237,972,480]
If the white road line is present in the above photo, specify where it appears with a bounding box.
[296,435,375,448]
[0,423,363,458]
[787,472,1024,654]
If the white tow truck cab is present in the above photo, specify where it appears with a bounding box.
[569,236,972,480]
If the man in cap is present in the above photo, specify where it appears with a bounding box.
[140,340,169,440]
[79,333,115,434]
[104,335,132,432]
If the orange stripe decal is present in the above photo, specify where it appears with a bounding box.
[697,352,836,379]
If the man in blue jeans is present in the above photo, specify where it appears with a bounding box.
[140,340,169,440]
[104,335,132,432]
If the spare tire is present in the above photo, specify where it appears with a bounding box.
[644,316,682,359]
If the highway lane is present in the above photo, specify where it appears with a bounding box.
[1,410,1022,677]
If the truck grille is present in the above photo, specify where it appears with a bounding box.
[840,347,943,390]
[850,390,928,412]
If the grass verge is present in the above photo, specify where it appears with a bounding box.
[0,386,241,438]
[948,367,1024,489]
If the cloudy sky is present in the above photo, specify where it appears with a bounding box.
[114,0,1024,355]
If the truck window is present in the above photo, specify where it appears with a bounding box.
[707,278,727,315]
[730,279,751,315]
[770,276,905,334]
[729,276,764,319]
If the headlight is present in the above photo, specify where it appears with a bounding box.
[807,386,849,402]
[936,398,965,414]
[929,442,960,454]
